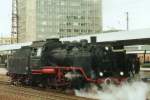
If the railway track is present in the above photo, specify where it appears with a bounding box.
[0,75,149,100]
[0,80,94,100]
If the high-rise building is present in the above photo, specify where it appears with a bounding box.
[0,37,17,45]
[17,0,102,42]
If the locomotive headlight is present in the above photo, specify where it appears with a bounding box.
[99,72,103,76]
[120,72,124,76]
[105,46,109,51]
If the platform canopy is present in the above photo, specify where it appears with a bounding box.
[0,42,32,51]
[61,28,150,45]
[1,28,150,52]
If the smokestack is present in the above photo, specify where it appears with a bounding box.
[90,36,97,43]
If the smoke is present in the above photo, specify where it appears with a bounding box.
[75,81,149,100]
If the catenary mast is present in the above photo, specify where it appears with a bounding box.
[11,0,18,43]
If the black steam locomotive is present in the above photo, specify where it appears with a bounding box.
[7,38,140,89]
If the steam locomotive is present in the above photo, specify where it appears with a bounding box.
[7,38,140,89]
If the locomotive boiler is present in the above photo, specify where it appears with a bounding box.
[7,38,140,89]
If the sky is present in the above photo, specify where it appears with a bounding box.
[103,0,150,30]
[0,0,12,37]
[0,0,150,36]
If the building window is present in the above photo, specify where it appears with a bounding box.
[81,16,85,19]
[66,23,72,26]
[88,30,92,33]
[81,30,87,33]
[67,29,71,32]
[74,29,79,32]
[74,16,78,19]
[59,29,65,32]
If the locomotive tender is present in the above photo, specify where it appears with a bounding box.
[7,38,140,89]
